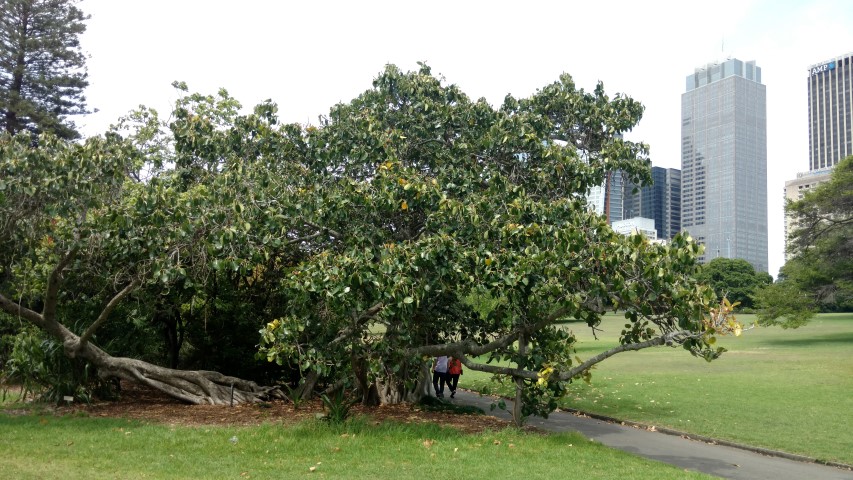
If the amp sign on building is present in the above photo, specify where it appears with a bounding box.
[810,61,836,76]
[807,52,852,171]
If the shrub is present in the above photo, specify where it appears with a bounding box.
[1,327,116,404]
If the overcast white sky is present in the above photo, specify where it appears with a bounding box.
[76,0,853,277]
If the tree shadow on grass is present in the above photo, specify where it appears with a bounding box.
[760,331,853,347]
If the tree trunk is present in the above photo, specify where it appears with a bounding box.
[0,292,283,405]
[374,362,431,405]
[375,377,408,404]
[351,352,381,406]
[157,310,182,369]
[512,334,527,427]
[76,339,284,405]
[414,362,433,400]
[295,369,320,401]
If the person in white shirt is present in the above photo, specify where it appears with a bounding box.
[432,355,449,398]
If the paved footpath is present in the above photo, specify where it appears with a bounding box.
[451,390,853,480]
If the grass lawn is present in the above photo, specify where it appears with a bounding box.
[0,414,714,479]
[463,312,853,465]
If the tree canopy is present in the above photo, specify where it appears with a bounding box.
[695,257,772,310]
[0,0,89,139]
[757,156,853,327]
[0,65,738,420]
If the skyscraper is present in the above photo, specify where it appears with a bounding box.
[623,166,681,240]
[807,52,853,171]
[783,52,852,260]
[680,58,768,272]
[586,170,624,224]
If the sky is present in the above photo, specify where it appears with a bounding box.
[75,0,853,277]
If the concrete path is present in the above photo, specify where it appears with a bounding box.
[451,390,853,480]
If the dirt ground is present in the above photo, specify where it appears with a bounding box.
[41,382,519,435]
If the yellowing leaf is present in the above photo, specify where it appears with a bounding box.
[401,200,408,211]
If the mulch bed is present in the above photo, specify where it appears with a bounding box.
[41,381,519,435]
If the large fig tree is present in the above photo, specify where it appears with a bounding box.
[1,65,736,413]
[0,90,302,404]
[257,64,735,420]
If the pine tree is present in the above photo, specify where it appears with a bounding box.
[0,0,89,139]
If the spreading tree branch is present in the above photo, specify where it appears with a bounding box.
[285,231,325,245]
[410,307,569,358]
[75,279,140,350]
[556,331,696,380]
[452,330,698,381]
[42,247,78,323]
[302,219,344,240]
[328,302,385,347]
[0,291,45,327]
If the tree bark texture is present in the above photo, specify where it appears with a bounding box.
[0,292,284,405]
[513,333,527,427]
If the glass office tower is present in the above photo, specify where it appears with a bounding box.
[586,170,624,225]
[808,52,853,171]
[623,166,681,240]
[681,58,768,272]
[783,52,852,259]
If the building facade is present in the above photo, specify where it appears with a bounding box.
[624,166,681,240]
[612,217,658,240]
[681,58,768,272]
[783,52,853,261]
[586,170,624,224]
[808,52,853,171]
[783,169,833,260]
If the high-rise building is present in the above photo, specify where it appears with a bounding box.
[624,166,681,240]
[612,217,658,240]
[680,58,768,272]
[783,168,833,260]
[807,52,853,171]
[586,170,624,224]
[784,52,853,261]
